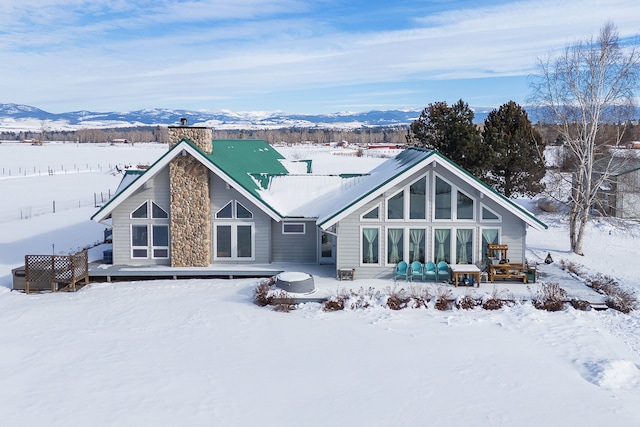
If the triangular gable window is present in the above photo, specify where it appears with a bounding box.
[362,205,379,220]
[131,202,148,219]
[481,205,501,221]
[152,202,168,219]
[236,202,253,219]
[216,201,233,219]
[216,200,253,219]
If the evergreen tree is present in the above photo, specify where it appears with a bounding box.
[407,99,485,177]
[482,101,546,198]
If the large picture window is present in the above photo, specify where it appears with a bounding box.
[361,227,380,265]
[130,200,169,260]
[433,228,451,263]
[435,177,452,219]
[409,228,426,263]
[131,224,149,258]
[456,229,473,264]
[387,191,404,220]
[409,177,427,219]
[214,223,254,260]
[387,228,404,264]
[481,228,500,262]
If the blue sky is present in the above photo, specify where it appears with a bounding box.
[0,0,638,114]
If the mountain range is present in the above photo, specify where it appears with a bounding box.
[0,103,496,132]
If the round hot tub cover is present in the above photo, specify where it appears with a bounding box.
[275,272,315,294]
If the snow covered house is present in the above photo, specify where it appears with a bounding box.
[91,124,546,280]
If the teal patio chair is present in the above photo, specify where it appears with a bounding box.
[423,261,437,282]
[394,261,409,282]
[409,261,424,282]
[436,261,450,282]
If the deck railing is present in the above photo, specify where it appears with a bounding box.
[24,249,89,293]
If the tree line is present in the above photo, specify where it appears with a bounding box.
[0,126,409,145]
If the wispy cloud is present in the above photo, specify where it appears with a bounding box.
[0,0,637,113]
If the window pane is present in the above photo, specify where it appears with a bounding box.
[152,202,168,219]
[153,249,169,258]
[132,203,148,218]
[457,192,474,220]
[387,228,404,264]
[409,177,426,219]
[482,207,499,220]
[237,225,252,258]
[456,229,473,264]
[236,202,253,219]
[363,206,379,219]
[216,225,231,257]
[362,228,379,264]
[152,225,169,246]
[216,202,233,219]
[435,177,451,219]
[283,223,305,234]
[482,229,499,263]
[132,225,148,246]
[387,191,404,219]
[409,229,425,263]
[132,248,148,258]
[434,229,450,263]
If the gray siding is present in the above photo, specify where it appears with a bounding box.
[271,220,318,263]
[112,168,171,266]
[209,174,271,264]
[335,164,529,280]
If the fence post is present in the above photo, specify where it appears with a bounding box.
[53,200,55,213]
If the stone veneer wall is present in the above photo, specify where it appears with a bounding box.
[168,126,213,267]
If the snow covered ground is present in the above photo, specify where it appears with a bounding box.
[1,142,639,426]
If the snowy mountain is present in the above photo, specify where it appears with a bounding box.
[0,103,494,132]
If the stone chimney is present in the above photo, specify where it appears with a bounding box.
[167,120,213,267]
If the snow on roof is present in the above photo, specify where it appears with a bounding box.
[114,170,144,195]
[256,174,368,217]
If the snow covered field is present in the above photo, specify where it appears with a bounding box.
[1,142,639,426]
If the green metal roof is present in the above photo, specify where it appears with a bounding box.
[205,139,289,199]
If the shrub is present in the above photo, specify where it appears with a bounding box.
[559,259,582,276]
[587,273,638,313]
[456,291,479,310]
[434,287,453,311]
[348,287,382,310]
[605,289,638,314]
[482,287,510,310]
[531,283,567,311]
[408,286,431,309]
[385,287,410,310]
[323,289,348,312]
[271,290,296,312]
[254,277,276,306]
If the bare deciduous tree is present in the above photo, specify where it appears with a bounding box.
[529,22,640,255]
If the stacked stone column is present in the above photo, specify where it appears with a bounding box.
[168,125,213,267]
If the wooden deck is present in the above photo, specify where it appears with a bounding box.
[88,262,335,282]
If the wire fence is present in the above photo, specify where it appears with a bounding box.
[0,190,113,224]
